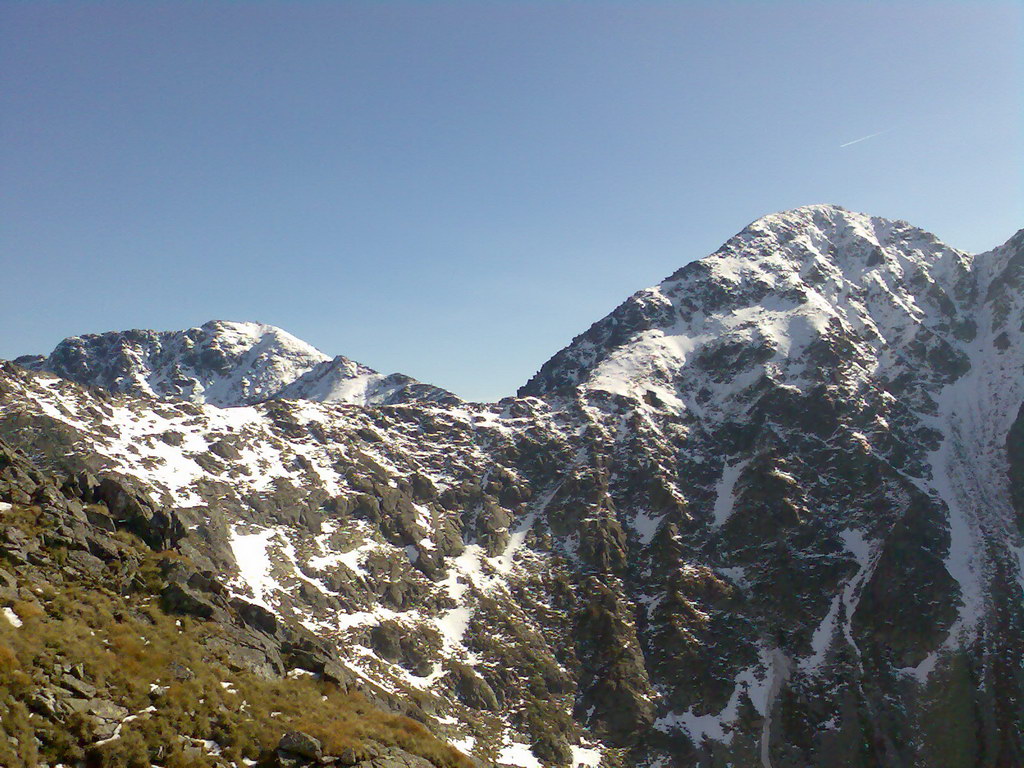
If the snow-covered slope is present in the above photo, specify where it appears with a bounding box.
[16,320,329,407]
[17,319,458,408]
[2,205,1022,768]
[523,204,975,409]
[279,356,461,407]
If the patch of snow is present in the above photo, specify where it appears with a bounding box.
[334,605,401,632]
[491,512,536,573]
[2,607,23,627]
[839,528,871,568]
[712,460,747,527]
[497,741,542,768]
[630,509,663,545]
[228,525,280,609]
[800,595,841,673]
[313,541,375,576]
[197,739,221,755]
[436,607,473,653]
[899,649,940,683]
[93,726,123,746]
[450,735,476,754]
[837,527,878,657]
[570,744,603,768]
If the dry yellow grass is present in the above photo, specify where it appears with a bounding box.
[0,510,473,768]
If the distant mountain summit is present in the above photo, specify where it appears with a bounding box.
[15,319,458,408]
[521,203,972,403]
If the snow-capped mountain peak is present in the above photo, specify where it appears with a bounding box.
[521,205,974,410]
[15,319,458,408]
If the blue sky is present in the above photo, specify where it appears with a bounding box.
[2,2,1021,401]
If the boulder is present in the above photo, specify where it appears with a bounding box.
[90,476,185,551]
[0,567,17,601]
[447,664,499,711]
[168,661,195,681]
[161,581,226,621]
[58,671,97,699]
[65,550,106,578]
[231,596,280,637]
[278,729,323,760]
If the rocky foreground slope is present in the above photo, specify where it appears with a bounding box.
[2,205,1022,768]
[0,439,475,768]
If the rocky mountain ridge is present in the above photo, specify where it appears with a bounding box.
[2,204,1022,768]
[16,320,458,408]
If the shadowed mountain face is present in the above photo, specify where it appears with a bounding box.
[2,205,1022,767]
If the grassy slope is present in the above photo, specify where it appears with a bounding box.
[0,501,474,768]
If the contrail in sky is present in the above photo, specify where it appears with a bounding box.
[839,129,892,148]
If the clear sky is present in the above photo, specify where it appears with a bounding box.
[2,2,1021,402]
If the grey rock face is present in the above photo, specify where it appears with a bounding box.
[278,729,324,759]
